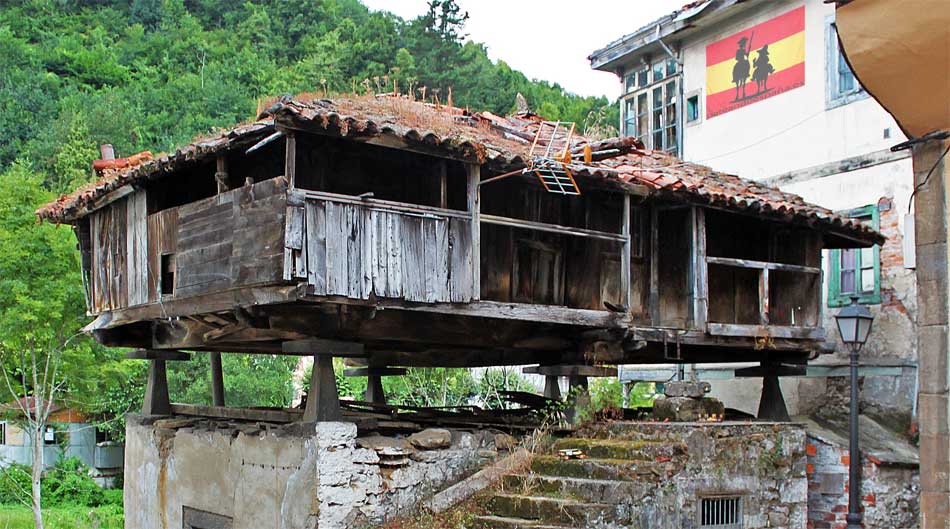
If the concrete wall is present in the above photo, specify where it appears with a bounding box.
[124,415,500,529]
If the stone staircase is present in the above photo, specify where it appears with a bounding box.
[474,435,688,528]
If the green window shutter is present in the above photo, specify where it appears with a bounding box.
[827,204,881,307]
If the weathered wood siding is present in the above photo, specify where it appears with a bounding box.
[87,177,288,314]
[173,177,287,298]
[90,198,128,312]
[287,194,473,303]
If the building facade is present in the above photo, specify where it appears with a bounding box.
[592,1,920,525]
[592,0,917,431]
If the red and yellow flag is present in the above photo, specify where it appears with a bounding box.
[705,6,805,119]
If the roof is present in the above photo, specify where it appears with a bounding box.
[36,95,882,246]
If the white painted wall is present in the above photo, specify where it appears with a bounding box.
[679,0,908,178]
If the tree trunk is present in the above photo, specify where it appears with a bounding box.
[31,424,44,529]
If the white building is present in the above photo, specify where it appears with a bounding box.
[591,0,918,430]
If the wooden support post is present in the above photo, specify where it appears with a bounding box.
[439,160,448,209]
[566,375,590,424]
[343,367,407,405]
[759,268,770,325]
[466,163,481,299]
[692,207,708,330]
[621,194,632,310]
[365,375,386,405]
[543,376,561,400]
[209,352,225,407]
[758,373,790,422]
[649,205,660,325]
[215,154,228,194]
[304,354,341,422]
[285,131,297,189]
[142,359,171,416]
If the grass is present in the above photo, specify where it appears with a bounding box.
[0,504,123,529]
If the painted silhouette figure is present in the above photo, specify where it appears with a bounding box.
[752,44,775,93]
[732,36,752,101]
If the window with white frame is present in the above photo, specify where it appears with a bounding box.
[622,58,679,156]
[826,17,866,108]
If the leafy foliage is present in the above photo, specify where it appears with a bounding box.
[166,353,298,408]
[0,457,106,508]
[0,0,616,177]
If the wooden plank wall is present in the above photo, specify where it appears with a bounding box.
[146,208,178,302]
[175,177,287,298]
[290,200,473,303]
[126,191,149,306]
[89,198,128,313]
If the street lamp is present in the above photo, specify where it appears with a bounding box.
[834,296,874,529]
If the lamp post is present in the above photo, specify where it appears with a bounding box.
[834,296,874,529]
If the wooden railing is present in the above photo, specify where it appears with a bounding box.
[285,190,476,303]
[705,255,824,340]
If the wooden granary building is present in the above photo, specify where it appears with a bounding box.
[38,95,882,421]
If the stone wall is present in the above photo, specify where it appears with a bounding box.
[806,433,920,529]
[123,414,499,529]
[573,422,809,529]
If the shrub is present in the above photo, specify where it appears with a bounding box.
[43,457,105,507]
[0,463,32,505]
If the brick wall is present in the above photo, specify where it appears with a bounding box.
[806,434,919,529]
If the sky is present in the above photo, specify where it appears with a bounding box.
[360,0,687,99]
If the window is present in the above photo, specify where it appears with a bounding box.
[700,496,742,529]
[623,77,678,155]
[43,427,56,446]
[686,95,700,123]
[828,204,881,307]
[0,422,6,445]
[161,253,176,296]
[826,17,867,108]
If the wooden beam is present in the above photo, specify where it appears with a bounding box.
[343,367,408,377]
[621,194,632,310]
[170,403,302,423]
[523,365,617,377]
[215,154,228,194]
[376,299,625,328]
[706,323,825,340]
[759,268,770,325]
[479,214,627,242]
[693,207,708,331]
[125,349,191,361]
[282,338,365,356]
[439,160,448,209]
[649,205,660,325]
[705,256,821,274]
[85,283,305,331]
[467,163,481,300]
[142,359,171,416]
[209,352,225,407]
[285,131,296,188]
[289,189,470,220]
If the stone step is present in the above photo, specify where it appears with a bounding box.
[487,494,616,526]
[502,474,646,504]
[473,514,575,529]
[550,437,685,461]
[530,455,670,482]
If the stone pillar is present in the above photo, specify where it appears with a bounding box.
[913,138,950,529]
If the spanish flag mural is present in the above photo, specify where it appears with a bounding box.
[706,6,805,119]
